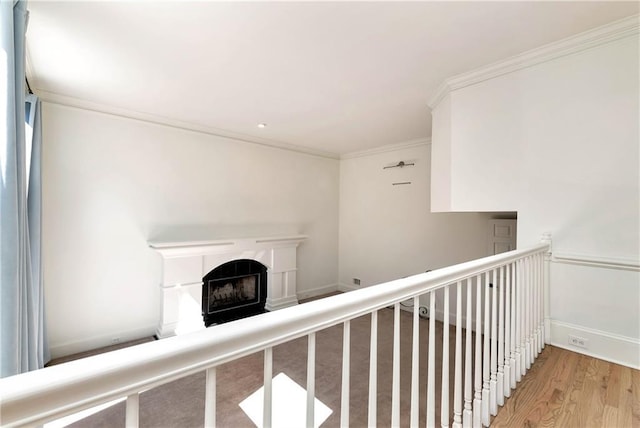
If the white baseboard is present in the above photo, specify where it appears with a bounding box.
[549,320,640,369]
[429,311,640,369]
[49,324,157,360]
[337,283,359,292]
[265,295,299,312]
[297,283,340,300]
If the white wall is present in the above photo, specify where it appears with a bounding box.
[338,142,494,290]
[42,103,340,357]
[430,34,639,366]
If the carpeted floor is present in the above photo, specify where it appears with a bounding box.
[54,303,459,428]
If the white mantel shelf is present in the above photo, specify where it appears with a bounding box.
[149,235,307,338]
[149,235,308,256]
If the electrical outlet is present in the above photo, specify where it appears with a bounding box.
[353,278,361,286]
[568,334,588,348]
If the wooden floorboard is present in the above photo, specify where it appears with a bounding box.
[492,346,640,428]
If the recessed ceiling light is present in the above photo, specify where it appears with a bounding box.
[257,123,267,128]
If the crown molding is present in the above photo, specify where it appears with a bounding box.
[340,137,431,160]
[34,89,341,160]
[428,14,639,109]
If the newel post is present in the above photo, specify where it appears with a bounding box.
[540,233,552,344]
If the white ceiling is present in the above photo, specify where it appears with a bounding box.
[26,1,638,157]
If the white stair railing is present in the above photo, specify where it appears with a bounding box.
[0,240,550,428]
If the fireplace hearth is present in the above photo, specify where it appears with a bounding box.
[202,259,267,326]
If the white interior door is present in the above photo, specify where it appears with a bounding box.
[487,219,517,255]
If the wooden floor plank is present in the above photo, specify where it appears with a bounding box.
[617,366,633,428]
[605,363,621,408]
[537,350,580,427]
[493,346,639,428]
[632,365,640,427]
[584,359,609,428]
[601,404,618,428]
[551,353,590,427]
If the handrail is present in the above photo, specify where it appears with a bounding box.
[0,243,549,427]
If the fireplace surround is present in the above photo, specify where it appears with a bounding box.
[150,235,306,338]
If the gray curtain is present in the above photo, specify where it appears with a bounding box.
[1,0,49,377]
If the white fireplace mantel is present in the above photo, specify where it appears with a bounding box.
[150,235,307,338]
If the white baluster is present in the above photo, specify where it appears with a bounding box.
[368,311,378,427]
[204,367,216,428]
[264,347,273,428]
[427,291,436,428]
[391,303,400,427]
[542,243,550,347]
[453,282,463,428]
[341,320,350,428]
[463,278,473,428]
[530,255,537,360]
[531,255,536,365]
[504,264,511,399]
[126,393,139,428]
[497,266,505,407]
[482,272,490,427]
[509,262,517,389]
[442,286,450,428]
[490,269,498,416]
[392,303,401,427]
[307,332,316,428]
[539,252,546,351]
[525,256,532,371]
[518,259,526,379]
[538,253,544,354]
[410,297,420,428]
[473,275,482,428]
[532,254,537,359]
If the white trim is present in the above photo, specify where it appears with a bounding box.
[432,311,640,369]
[36,90,340,160]
[428,14,639,109]
[297,284,339,301]
[549,320,640,370]
[552,252,640,272]
[148,235,307,258]
[337,282,359,292]
[49,325,156,360]
[265,295,299,312]
[340,138,431,159]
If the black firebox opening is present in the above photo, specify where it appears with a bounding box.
[202,259,267,326]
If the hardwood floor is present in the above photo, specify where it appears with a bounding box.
[491,345,640,428]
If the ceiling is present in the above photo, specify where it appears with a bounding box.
[25,1,638,157]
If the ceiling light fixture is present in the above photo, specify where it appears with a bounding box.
[257,123,267,128]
